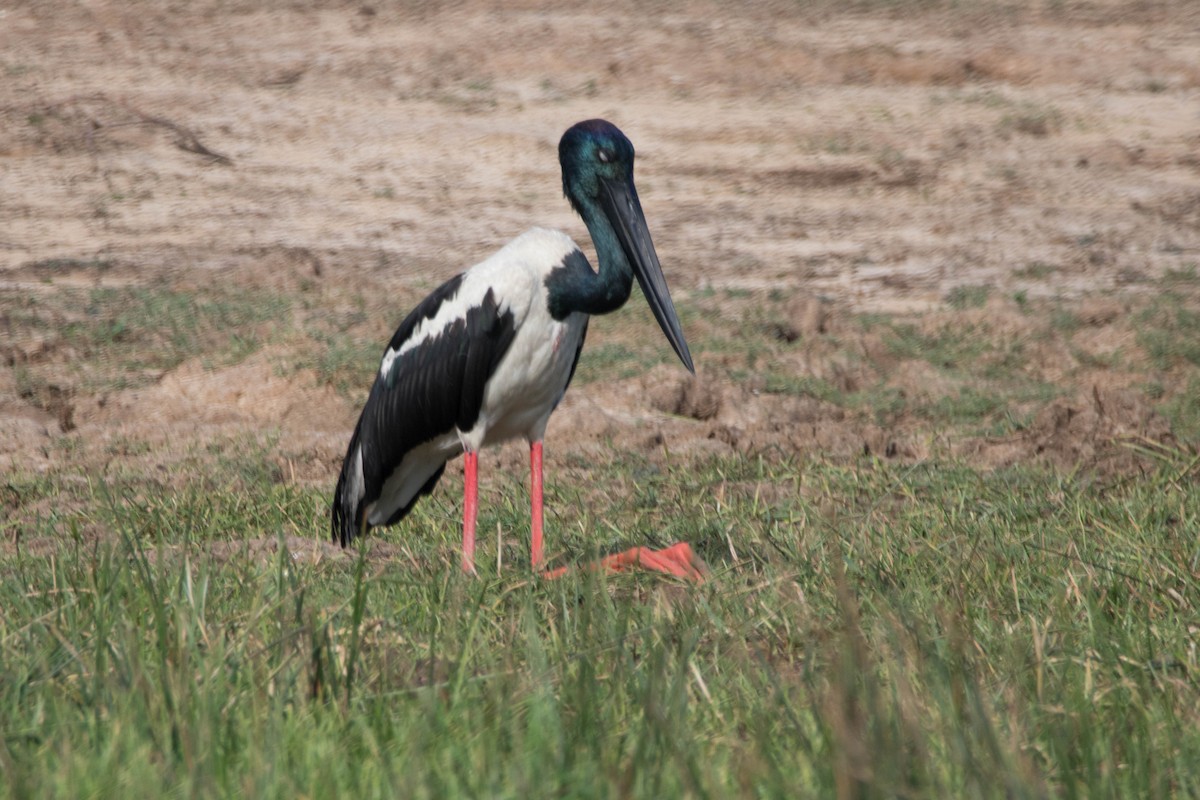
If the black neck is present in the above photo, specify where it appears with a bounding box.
[545,196,633,319]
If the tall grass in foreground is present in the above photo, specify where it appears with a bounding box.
[2,447,1199,798]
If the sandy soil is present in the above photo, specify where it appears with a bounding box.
[2,0,1198,538]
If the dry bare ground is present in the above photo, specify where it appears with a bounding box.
[3,0,1199,549]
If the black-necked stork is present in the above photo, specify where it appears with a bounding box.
[332,119,697,576]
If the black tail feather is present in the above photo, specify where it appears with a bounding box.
[331,425,365,547]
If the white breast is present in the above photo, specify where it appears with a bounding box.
[457,228,589,450]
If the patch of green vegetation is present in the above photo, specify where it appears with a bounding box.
[1136,291,1200,369]
[429,82,499,112]
[979,407,1038,437]
[893,379,1055,435]
[1162,263,1199,286]
[1071,346,1123,370]
[3,447,1199,796]
[922,385,1005,423]
[872,317,1062,432]
[5,60,32,78]
[761,372,842,402]
[690,305,1062,434]
[943,88,1013,108]
[885,321,991,371]
[945,283,991,310]
[0,286,292,441]
[800,131,863,155]
[3,285,290,392]
[573,342,663,385]
[75,286,286,361]
[25,257,116,274]
[1155,373,1200,442]
[566,300,709,385]
[1050,306,1081,334]
[299,328,382,399]
[1014,261,1059,281]
[855,311,895,332]
[208,433,285,491]
[0,471,73,528]
[103,435,154,458]
[847,384,905,424]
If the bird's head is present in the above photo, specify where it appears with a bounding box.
[557,119,694,374]
[558,119,636,215]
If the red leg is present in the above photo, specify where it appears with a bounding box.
[462,450,478,574]
[530,440,544,568]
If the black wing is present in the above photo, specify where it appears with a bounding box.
[332,275,518,545]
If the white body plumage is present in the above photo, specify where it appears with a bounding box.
[348,227,589,528]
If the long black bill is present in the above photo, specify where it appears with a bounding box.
[600,176,695,373]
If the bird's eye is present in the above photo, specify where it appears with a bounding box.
[597,148,613,163]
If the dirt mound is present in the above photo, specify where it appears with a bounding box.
[562,365,921,465]
[65,350,355,484]
[968,384,1176,474]
[1028,386,1174,467]
[650,372,723,422]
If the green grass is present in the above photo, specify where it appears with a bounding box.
[1137,291,1200,370]
[1161,264,1199,286]
[945,284,992,310]
[4,285,289,393]
[3,272,1200,797]
[1156,373,1200,442]
[70,287,289,377]
[570,300,709,385]
[298,327,383,399]
[573,342,664,385]
[1014,262,1060,281]
[884,321,994,371]
[3,443,1200,798]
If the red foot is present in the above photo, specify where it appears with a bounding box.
[542,542,707,583]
